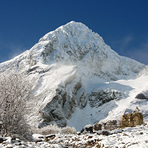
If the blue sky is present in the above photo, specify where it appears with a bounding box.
[0,0,148,64]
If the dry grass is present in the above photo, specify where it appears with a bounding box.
[35,124,77,135]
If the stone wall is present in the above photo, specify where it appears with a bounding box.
[93,120,121,131]
[121,112,143,128]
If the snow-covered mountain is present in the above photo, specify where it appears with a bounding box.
[0,21,147,131]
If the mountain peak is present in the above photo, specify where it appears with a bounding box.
[0,22,146,132]
[58,21,89,30]
[27,22,144,80]
[63,21,86,27]
[0,22,145,80]
[39,21,92,42]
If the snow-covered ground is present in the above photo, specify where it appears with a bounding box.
[1,121,148,148]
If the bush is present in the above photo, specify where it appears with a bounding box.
[0,72,33,140]
[61,126,77,134]
[37,124,76,135]
[40,124,61,135]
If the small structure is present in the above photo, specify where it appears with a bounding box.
[121,111,143,128]
[135,106,140,112]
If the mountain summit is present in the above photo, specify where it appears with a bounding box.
[29,21,144,80]
[0,22,147,130]
[1,21,144,80]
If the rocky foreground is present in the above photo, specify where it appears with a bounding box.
[0,121,148,148]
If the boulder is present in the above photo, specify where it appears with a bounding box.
[0,137,6,143]
[101,130,110,136]
[135,93,148,100]
[81,125,93,133]
[121,112,143,128]
[93,120,121,132]
[93,123,102,131]
[102,120,120,131]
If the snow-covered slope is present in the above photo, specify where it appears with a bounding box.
[28,21,144,80]
[0,21,146,130]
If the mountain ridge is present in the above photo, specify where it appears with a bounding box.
[0,21,147,130]
[1,21,144,78]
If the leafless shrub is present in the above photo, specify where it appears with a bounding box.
[61,126,77,134]
[0,72,33,140]
[36,124,76,135]
[39,124,61,135]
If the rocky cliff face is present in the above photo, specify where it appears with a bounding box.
[0,21,146,130]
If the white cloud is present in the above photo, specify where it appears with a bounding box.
[126,40,148,64]
[0,41,27,61]
[110,35,148,64]
[111,35,133,53]
[8,44,26,59]
[122,35,133,47]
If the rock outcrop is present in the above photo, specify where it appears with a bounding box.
[89,90,122,108]
[121,112,143,128]
[38,79,84,128]
[135,93,148,100]
[93,120,121,132]
[101,120,121,131]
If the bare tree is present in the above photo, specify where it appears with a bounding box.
[0,72,33,140]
